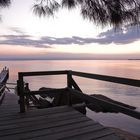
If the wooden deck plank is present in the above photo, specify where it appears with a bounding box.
[0,105,75,118]
[0,92,123,140]
[21,120,97,139]
[0,111,82,125]
[0,116,90,136]
[0,112,86,131]
[1,125,104,140]
[94,134,123,140]
[0,111,82,126]
[59,128,119,140]
[0,120,99,139]
[24,126,113,140]
[0,117,92,133]
[0,107,80,120]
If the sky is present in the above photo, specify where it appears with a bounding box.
[0,0,140,60]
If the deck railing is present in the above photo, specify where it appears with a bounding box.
[0,67,9,84]
[0,67,9,104]
[17,70,140,120]
[0,85,6,104]
[0,85,6,93]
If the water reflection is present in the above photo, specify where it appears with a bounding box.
[24,75,67,90]
[87,108,140,135]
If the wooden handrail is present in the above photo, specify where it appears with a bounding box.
[0,91,5,105]
[0,85,6,93]
[71,71,140,87]
[18,70,140,87]
[68,88,140,120]
[19,70,68,77]
[70,77,82,92]
[0,67,9,105]
[6,82,17,85]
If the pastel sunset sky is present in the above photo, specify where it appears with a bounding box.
[0,0,140,59]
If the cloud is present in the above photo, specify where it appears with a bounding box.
[0,34,97,47]
[97,25,140,44]
[0,25,140,48]
[8,27,26,34]
[0,34,50,48]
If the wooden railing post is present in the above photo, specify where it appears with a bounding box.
[67,71,72,106]
[67,70,72,89]
[17,73,25,113]
[24,83,30,107]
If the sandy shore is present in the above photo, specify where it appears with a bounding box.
[110,127,140,140]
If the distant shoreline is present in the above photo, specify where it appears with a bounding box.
[0,59,140,61]
[128,59,140,60]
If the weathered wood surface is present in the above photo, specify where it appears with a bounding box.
[71,71,140,87]
[69,89,140,120]
[18,70,67,77]
[0,67,9,104]
[0,67,9,84]
[0,92,123,140]
[0,91,5,105]
[88,94,136,113]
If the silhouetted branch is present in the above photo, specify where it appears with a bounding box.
[33,0,60,17]
[1,0,140,28]
[33,0,140,28]
[62,0,77,9]
[0,0,10,7]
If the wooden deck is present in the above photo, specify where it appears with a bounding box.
[0,92,123,140]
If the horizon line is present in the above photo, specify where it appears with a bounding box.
[0,58,140,61]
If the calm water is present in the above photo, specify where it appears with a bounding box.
[0,60,140,135]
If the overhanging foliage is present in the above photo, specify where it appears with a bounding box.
[33,0,140,28]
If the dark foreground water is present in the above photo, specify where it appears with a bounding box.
[0,60,140,135]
